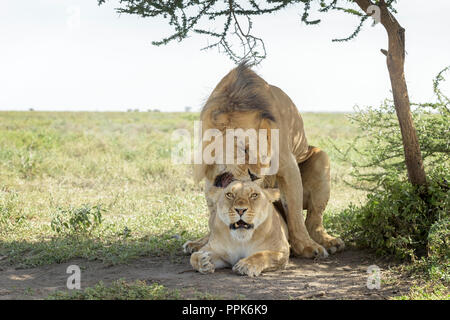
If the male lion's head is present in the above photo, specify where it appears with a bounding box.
[194,115,276,189]
[209,180,280,241]
[193,61,279,187]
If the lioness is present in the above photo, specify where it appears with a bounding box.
[190,180,289,277]
[186,61,344,258]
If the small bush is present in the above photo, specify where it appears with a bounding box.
[428,217,450,261]
[331,67,450,269]
[334,66,450,190]
[424,217,450,282]
[51,204,104,236]
[339,166,449,261]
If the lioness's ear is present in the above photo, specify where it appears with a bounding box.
[263,188,280,202]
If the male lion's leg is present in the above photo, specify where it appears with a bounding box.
[278,154,328,258]
[300,147,345,254]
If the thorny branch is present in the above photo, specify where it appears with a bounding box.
[98,0,399,64]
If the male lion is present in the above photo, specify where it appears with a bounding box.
[190,180,289,277]
[185,61,344,258]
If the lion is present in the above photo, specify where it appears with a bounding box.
[190,180,289,277]
[185,61,344,258]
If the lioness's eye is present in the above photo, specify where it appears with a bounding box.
[250,193,259,199]
[226,192,234,199]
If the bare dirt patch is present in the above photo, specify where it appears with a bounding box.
[0,249,411,300]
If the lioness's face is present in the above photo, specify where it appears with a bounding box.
[214,181,279,241]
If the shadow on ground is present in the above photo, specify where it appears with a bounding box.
[0,249,411,299]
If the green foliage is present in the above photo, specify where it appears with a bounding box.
[18,152,42,179]
[338,167,449,261]
[424,217,450,282]
[394,283,450,300]
[97,0,399,64]
[47,280,180,300]
[0,111,361,270]
[330,68,450,293]
[335,66,450,190]
[0,111,211,267]
[1,111,358,268]
[0,191,26,234]
[428,217,450,262]
[51,204,104,236]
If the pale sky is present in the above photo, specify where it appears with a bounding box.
[0,0,449,112]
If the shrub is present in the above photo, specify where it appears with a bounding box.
[425,217,450,282]
[428,217,450,261]
[51,204,104,236]
[335,66,450,190]
[333,67,450,265]
[340,166,449,261]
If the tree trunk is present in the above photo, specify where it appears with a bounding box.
[355,0,427,186]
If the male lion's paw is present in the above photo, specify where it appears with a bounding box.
[232,259,263,277]
[324,237,345,254]
[311,232,345,254]
[290,238,329,259]
[190,251,215,274]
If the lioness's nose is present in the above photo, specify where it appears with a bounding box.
[235,208,247,216]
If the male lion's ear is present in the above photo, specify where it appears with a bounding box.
[207,186,222,202]
[263,188,280,202]
[193,163,206,183]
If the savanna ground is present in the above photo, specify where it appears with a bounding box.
[0,111,430,299]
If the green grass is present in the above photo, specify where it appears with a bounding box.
[393,283,450,300]
[0,111,364,268]
[4,111,445,300]
[0,112,209,267]
[47,278,229,300]
[47,279,182,300]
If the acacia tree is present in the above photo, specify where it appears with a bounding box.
[98,0,427,186]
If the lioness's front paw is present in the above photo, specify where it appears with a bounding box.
[190,251,215,274]
[290,238,329,259]
[232,259,263,277]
